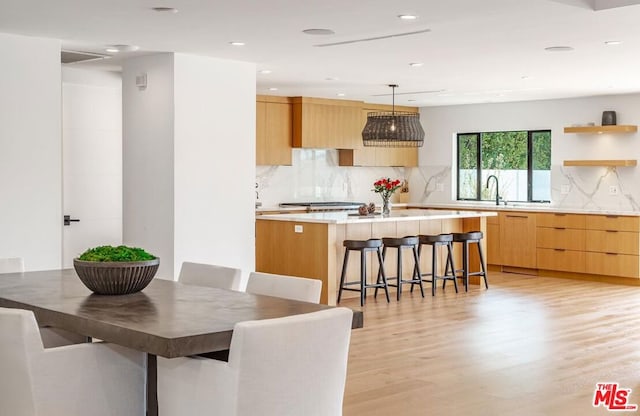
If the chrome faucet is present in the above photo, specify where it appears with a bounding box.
[486,175,500,205]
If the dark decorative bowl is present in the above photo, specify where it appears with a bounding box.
[73,258,160,295]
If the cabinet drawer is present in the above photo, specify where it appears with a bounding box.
[486,215,500,225]
[587,215,639,232]
[585,230,639,255]
[536,213,585,229]
[536,227,585,250]
[537,248,585,273]
[585,252,640,278]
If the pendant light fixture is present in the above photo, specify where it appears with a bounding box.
[362,84,425,147]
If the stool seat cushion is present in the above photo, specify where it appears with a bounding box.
[343,239,383,250]
[452,231,483,242]
[418,234,453,244]
[382,236,419,247]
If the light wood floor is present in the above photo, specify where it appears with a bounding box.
[340,272,640,416]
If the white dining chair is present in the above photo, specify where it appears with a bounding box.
[246,271,322,303]
[178,261,242,291]
[158,307,353,416]
[0,257,88,348]
[0,307,145,416]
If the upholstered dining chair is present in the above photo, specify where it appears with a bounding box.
[178,261,242,291]
[158,307,353,416]
[246,271,322,303]
[0,257,88,348]
[0,307,145,416]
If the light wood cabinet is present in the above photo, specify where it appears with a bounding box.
[486,215,501,265]
[536,213,585,229]
[588,215,639,232]
[536,228,585,251]
[535,212,640,278]
[500,213,537,268]
[536,248,585,273]
[292,97,362,149]
[338,104,419,167]
[256,96,292,165]
[585,230,640,255]
[585,252,640,278]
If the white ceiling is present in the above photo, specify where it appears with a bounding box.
[2,0,640,106]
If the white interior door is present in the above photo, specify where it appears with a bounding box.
[62,68,123,268]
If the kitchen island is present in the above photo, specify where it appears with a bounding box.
[256,209,496,305]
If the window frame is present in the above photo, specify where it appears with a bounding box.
[456,129,551,203]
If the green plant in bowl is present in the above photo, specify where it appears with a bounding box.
[78,245,156,262]
[74,245,159,295]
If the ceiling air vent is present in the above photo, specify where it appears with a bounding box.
[61,50,109,64]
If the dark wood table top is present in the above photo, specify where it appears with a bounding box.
[0,269,363,358]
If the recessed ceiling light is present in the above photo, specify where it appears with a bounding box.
[544,46,574,52]
[105,45,139,53]
[521,75,531,80]
[398,14,418,20]
[325,77,339,81]
[229,41,245,46]
[258,70,272,74]
[152,7,178,13]
[302,28,335,35]
[268,87,278,91]
[337,93,346,97]
[408,99,416,102]
[605,40,622,45]
[409,62,424,67]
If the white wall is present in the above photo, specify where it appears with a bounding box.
[173,54,256,276]
[414,94,640,211]
[123,53,256,279]
[122,54,175,278]
[62,67,123,267]
[0,33,62,271]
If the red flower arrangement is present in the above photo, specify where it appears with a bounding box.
[372,178,402,200]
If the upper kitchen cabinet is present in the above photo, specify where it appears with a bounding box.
[256,95,292,166]
[291,97,363,149]
[338,103,419,167]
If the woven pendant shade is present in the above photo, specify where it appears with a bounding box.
[362,84,425,148]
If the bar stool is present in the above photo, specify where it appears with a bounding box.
[451,231,489,292]
[414,233,458,296]
[376,236,424,301]
[338,239,390,306]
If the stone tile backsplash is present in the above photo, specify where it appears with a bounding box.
[257,149,640,212]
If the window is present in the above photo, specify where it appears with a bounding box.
[457,130,551,202]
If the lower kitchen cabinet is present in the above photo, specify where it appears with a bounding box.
[535,212,640,279]
[500,212,537,268]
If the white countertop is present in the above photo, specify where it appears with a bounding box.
[409,202,640,216]
[256,208,497,224]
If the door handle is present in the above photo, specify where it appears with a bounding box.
[63,215,80,226]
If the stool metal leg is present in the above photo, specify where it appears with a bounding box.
[360,249,367,306]
[337,248,349,303]
[430,244,437,296]
[374,247,390,302]
[462,241,469,292]
[477,241,489,289]
[412,246,425,297]
[446,242,459,293]
[396,248,403,301]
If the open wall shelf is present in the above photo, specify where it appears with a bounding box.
[563,125,637,134]
[563,160,637,167]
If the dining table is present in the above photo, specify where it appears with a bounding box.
[0,269,364,416]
